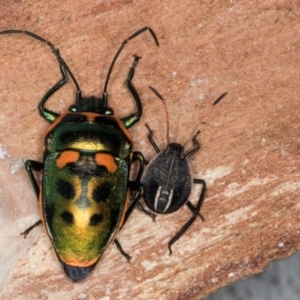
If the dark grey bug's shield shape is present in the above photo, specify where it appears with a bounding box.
[141,143,193,214]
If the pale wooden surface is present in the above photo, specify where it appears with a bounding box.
[0,1,300,299]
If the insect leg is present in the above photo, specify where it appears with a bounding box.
[121,55,144,128]
[130,153,156,220]
[25,160,43,198]
[131,151,145,183]
[103,26,159,95]
[168,178,206,255]
[39,56,68,123]
[22,160,44,237]
[145,123,160,153]
[184,130,200,158]
[136,201,157,221]
[114,239,131,261]
[0,30,81,120]
[21,220,42,238]
[186,178,206,221]
[113,183,145,260]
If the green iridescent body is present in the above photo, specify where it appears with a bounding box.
[0,27,159,281]
[43,113,132,267]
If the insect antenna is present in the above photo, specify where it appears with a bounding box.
[103,27,159,97]
[183,91,228,149]
[213,92,228,106]
[149,86,170,145]
[0,29,81,97]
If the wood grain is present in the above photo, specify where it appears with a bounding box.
[0,1,299,299]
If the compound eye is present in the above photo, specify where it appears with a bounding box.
[68,104,78,112]
[104,108,114,115]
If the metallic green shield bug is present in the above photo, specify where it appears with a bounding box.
[0,28,159,281]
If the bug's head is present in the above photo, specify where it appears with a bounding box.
[165,142,184,156]
[68,93,114,115]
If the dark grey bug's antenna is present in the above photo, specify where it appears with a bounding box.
[213,92,227,106]
[183,91,228,149]
[149,86,228,149]
[149,86,170,145]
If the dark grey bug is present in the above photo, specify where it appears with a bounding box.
[140,86,227,254]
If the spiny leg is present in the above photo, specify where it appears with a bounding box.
[168,178,206,255]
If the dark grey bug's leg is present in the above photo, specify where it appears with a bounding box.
[168,178,206,255]
[134,170,157,221]
[184,130,200,158]
[145,123,160,153]
[130,151,156,221]
[22,160,44,237]
[136,200,157,221]
[185,178,206,221]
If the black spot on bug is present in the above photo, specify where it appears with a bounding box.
[89,214,104,226]
[61,211,74,224]
[56,179,75,200]
[1,27,160,282]
[93,183,112,203]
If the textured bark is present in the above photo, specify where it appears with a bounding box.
[0,1,299,299]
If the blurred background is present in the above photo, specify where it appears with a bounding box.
[205,251,300,300]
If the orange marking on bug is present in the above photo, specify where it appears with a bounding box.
[116,191,130,233]
[84,112,98,122]
[61,256,100,268]
[56,151,80,169]
[95,153,117,173]
[84,112,134,145]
